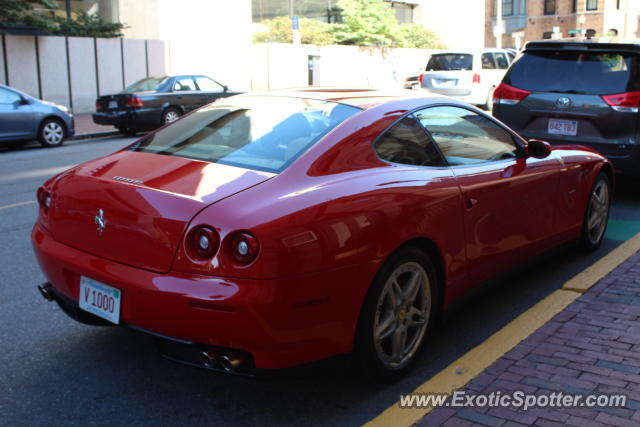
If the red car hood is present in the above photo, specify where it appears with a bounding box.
[47,151,274,273]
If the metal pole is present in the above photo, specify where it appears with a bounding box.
[496,0,503,49]
[65,0,72,19]
[289,0,294,16]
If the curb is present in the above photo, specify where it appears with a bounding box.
[71,130,121,140]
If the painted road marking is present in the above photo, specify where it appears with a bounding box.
[364,231,640,427]
[0,200,36,211]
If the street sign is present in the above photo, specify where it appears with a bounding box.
[291,16,299,30]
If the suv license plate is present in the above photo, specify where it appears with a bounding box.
[108,101,117,109]
[548,119,577,136]
[79,276,121,324]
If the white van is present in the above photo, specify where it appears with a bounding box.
[419,49,516,109]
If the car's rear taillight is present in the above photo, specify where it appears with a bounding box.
[37,187,51,214]
[230,232,259,264]
[472,73,481,84]
[95,100,102,111]
[418,74,423,85]
[125,96,144,108]
[188,226,219,260]
[602,91,640,113]
[493,83,531,105]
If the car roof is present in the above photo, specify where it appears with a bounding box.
[245,87,448,109]
[525,40,640,53]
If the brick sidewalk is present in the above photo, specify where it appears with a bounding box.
[418,251,640,427]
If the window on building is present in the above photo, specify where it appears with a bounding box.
[544,0,556,15]
[502,0,514,16]
[542,31,553,39]
[572,0,577,12]
[391,3,414,24]
[587,0,598,11]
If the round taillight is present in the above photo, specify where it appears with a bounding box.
[189,226,219,260]
[231,232,259,264]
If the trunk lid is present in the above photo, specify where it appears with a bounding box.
[48,150,273,273]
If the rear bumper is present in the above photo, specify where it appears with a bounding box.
[31,222,367,369]
[517,132,640,177]
[92,109,160,130]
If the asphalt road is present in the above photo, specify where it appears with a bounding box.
[1,136,639,427]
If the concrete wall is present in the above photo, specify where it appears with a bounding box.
[0,35,168,113]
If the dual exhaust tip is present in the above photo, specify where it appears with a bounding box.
[199,350,245,373]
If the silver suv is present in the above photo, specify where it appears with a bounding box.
[493,41,640,177]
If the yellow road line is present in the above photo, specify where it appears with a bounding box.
[365,231,640,427]
[0,200,36,211]
[563,232,640,293]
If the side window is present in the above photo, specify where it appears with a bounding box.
[494,52,510,69]
[0,88,21,104]
[481,53,496,69]
[374,116,446,167]
[506,51,516,63]
[173,77,196,91]
[195,77,223,92]
[415,106,518,166]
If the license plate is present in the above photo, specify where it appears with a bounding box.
[108,101,117,109]
[435,79,457,88]
[79,277,121,324]
[548,119,578,136]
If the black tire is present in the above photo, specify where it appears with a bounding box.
[118,127,138,137]
[161,107,182,125]
[38,118,66,147]
[579,172,611,252]
[354,246,439,382]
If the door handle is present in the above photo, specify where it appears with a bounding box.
[467,198,478,209]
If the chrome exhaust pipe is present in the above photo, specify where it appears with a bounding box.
[38,283,55,301]
[217,354,245,372]
[199,350,219,368]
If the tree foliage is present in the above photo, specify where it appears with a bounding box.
[0,0,125,37]
[253,0,443,49]
[253,16,333,45]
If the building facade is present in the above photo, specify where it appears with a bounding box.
[486,0,640,48]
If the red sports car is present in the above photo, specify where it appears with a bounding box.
[32,89,612,380]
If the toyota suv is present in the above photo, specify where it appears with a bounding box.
[493,40,640,177]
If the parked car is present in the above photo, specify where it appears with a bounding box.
[419,49,516,109]
[0,84,74,147]
[34,89,611,380]
[93,75,241,136]
[493,40,640,178]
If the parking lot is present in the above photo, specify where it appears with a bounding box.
[1,136,638,426]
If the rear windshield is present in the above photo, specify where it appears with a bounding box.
[120,77,169,93]
[505,50,640,95]
[426,54,473,71]
[129,96,361,173]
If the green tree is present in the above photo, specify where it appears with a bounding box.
[330,0,401,46]
[253,16,334,45]
[0,0,125,37]
[398,24,445,49]
[0,0,59,33]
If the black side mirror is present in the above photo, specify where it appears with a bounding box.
[526,139,552,159]
[223,85,229,92]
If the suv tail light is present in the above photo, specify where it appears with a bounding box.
[231,232,259,264]
[493,83,531,105]
[472,73,481,84]
[188,226,219,260]
[418,74,423,85]
[95,100,102,111]
[125,96,144,108]
[602,91,640,113]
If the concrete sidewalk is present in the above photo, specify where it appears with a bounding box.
[73,113,118,138]
[417,250,640,427]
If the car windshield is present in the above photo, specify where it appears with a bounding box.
[426,54,473,71]
[506,51,639,95]
[129,96,361,173]
[120,76,169,93]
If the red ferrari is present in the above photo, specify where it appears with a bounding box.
[33,89,612,380]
